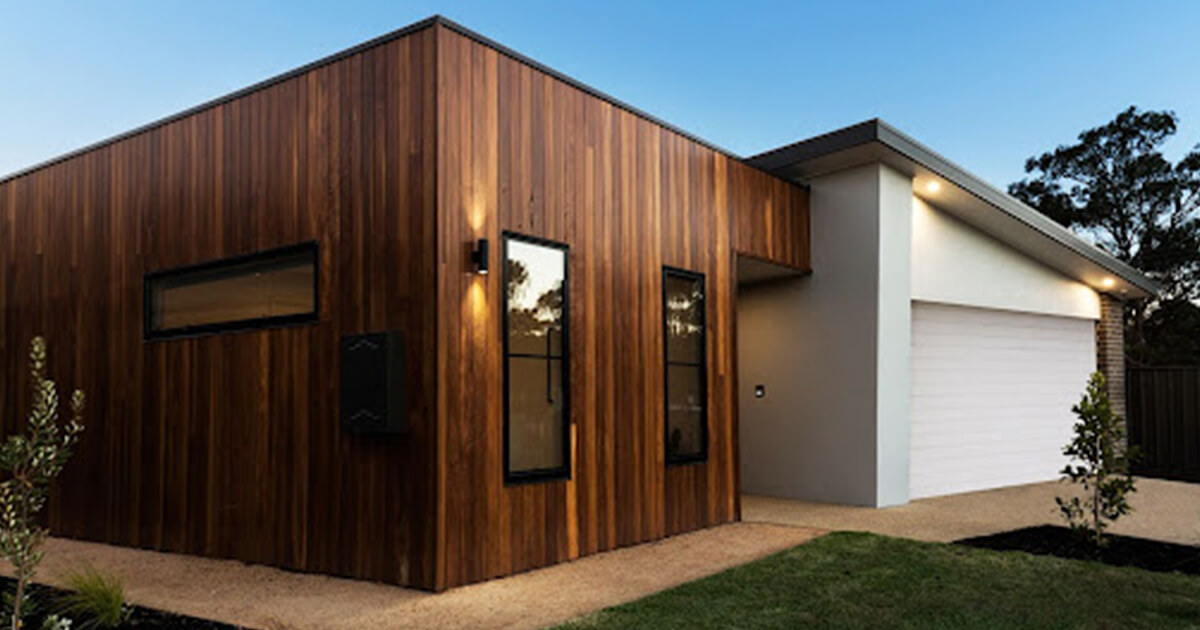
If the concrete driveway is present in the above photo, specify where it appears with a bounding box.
[744,476,1200,546]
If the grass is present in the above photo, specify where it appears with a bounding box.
[59,566,129,629]
[555,532,1200,630]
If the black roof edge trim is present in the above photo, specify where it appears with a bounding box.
[2,14,776,186]
[748,119,1161,298]
[747,119,881,169]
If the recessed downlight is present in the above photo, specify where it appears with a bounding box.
[1101,278,1116,289]
[925,180,941,193]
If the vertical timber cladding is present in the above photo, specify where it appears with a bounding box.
[0,28,440,588]
[435,24,810,588]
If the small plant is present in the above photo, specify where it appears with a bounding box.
[0,337,85,630]
[1056,371,1137,547]
[39,615,70,630]
[58,567,128,630]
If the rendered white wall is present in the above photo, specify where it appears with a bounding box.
[738,163,901,507]
[911,196,1101,320]
[874,166,912,507]
[738,166,1104,508]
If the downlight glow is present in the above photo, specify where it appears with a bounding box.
[925,180,941,193]
[1101,277,1116,289]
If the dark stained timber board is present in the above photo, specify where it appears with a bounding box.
[0,19,808,591]
[0,28,440,589]
[434,25,808,589]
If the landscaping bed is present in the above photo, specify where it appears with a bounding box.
[957,525,1200,576]
[0,576,240,629]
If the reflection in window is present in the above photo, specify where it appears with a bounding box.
[145,243,318,339]
[664,268,707,463]
[504,234,569,481]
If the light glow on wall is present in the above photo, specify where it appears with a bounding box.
[468,191,486,233]
[467,278,487,321]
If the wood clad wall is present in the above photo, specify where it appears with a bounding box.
[0,28,440,588]
[435,25,809,589]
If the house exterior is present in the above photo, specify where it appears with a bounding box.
[739,120,1155,507]
[0,16,1153,591]
[0,17,807,591]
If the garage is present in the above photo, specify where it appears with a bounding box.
[909,301,1097,499]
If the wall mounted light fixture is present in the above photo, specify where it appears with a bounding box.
[471,238,490,275]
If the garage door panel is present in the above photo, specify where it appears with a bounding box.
[909,302,1094,499]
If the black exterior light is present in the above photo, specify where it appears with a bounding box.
[472,238,490,274]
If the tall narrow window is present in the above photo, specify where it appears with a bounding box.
[145,242,318,340]
[503,233,570,482]
[664,267,707,464]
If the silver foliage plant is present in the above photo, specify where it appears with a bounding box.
[0,338,84,630]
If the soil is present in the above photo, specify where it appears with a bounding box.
[0,576,241,629]
[957,525,1200,575]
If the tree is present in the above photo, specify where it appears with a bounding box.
[1056,372,1137,547]
[1135,299,1200,365]
[1010,107,1200,361]
[0,337,84,629]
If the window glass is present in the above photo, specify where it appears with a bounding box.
[504,235,569,480]
[664,269,706,463]
[147,244,317,338]
[507,357,565,472]
[664,274,704,364]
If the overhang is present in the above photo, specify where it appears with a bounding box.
[748,119,1159,300]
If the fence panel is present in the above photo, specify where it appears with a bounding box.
[1128,367,1200,482]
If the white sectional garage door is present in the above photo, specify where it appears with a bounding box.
[909,302,1096,499]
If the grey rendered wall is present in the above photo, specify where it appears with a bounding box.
[738,162,913,507]
[738,164,887,506]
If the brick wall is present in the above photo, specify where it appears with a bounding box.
[1096,294,1126,420]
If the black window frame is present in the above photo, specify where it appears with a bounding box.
[502,231,572,484]
[662,266,708,466]
[143,241,320,341]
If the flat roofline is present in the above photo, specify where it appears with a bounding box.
[749,119,1161,298]
[2,15,747,186]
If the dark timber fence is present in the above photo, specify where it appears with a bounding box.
[1127,366,1200,482]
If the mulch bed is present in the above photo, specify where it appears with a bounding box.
[0,576,242,629]
[957,525,1200,576]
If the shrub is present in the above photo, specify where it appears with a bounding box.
[39,614,70,630]
[58,568,127,629]
[0,337,85,630]
[1056,371,1137,547]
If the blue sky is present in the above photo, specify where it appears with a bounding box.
[2,1,1198,187]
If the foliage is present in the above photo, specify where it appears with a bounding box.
[1131,298,1200,365]
[0,338,84,630]
[1056,372,1137,547]
[58,568,127,630]
[556,532,1200,629]
[38,615,69,630]
[1010,106,1200,363]
[505,257,564,342]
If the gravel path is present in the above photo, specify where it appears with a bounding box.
[19,522,823,630]
[744,477,1200,546]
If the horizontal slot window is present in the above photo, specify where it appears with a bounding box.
[145,242,318,339]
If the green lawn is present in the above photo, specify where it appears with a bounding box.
[555,532,1200,630]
